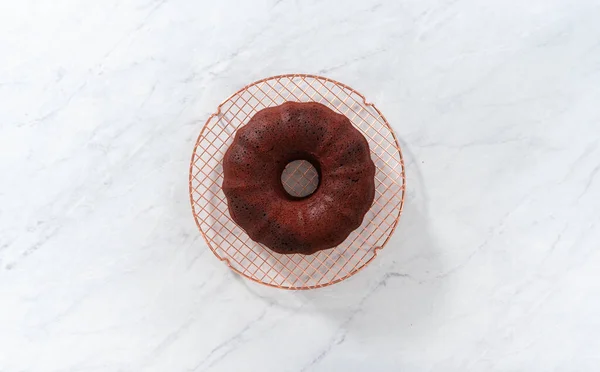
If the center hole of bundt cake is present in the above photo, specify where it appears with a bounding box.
[281,160,320,198]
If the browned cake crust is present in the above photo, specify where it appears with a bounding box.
[222,102,375,255]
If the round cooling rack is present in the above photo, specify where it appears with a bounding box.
[189,74,405,290]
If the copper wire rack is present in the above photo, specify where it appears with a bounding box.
[189,74,405,290]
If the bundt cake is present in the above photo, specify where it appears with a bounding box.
[222,101,375,255]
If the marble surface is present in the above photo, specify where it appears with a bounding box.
[2,0,600,370]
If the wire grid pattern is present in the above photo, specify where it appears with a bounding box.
[281,160,319,197]
[189,74,405,289]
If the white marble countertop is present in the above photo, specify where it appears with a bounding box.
[2,0,600,371]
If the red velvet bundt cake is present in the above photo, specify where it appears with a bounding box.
[222,102,375,255]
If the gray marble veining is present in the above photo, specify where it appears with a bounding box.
[1,0,600,371]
